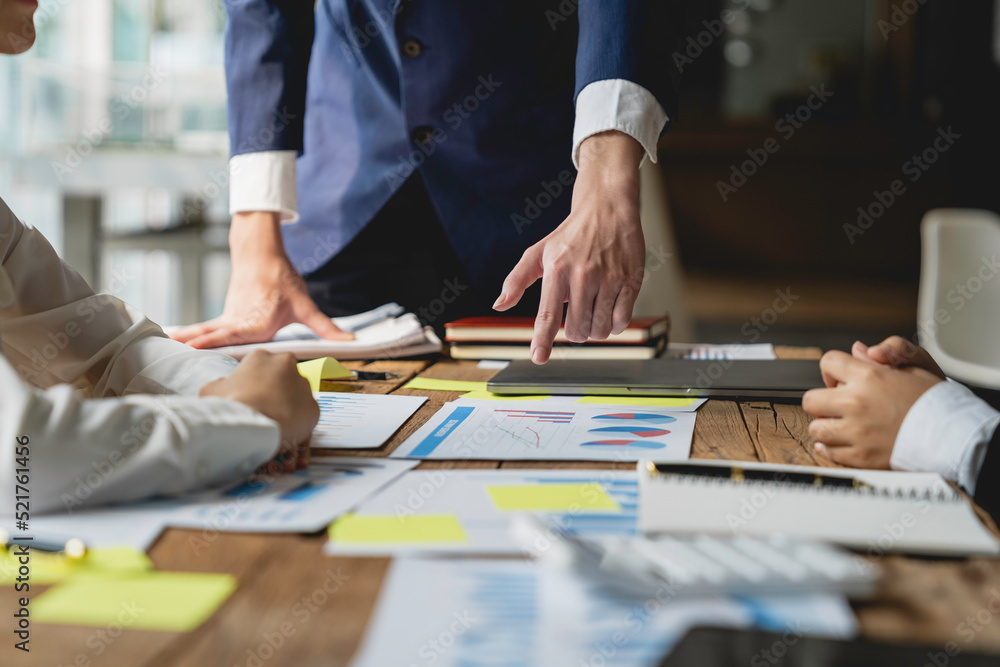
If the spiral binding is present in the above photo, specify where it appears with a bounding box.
[655,472,961,503]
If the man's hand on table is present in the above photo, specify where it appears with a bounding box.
[494,131,646,364]
[170,211,353,349]
[802,348,943,469]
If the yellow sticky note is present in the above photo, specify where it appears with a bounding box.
[486,483,619,511]
[328,514,468,544]
[403,377,488,393]
[576,396,699,408]
[460,390,552,401]
[33,571,237,633]
[298,357,354,391]
[0,546,152,586]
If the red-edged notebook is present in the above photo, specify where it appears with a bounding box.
[444,315,670,345]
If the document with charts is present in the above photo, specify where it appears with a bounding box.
[390,398,695,462]
[349,559,856,667]
[311,392,427,449]
[325,469,639,555]
[165,457,418,533]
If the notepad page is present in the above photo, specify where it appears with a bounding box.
[639,474,1000,557]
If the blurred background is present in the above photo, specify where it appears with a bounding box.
[0,0,995,349]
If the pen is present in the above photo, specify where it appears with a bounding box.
[0,528,88,559]
[646,462,871,489]
[353,371,400,381]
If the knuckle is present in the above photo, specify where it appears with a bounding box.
[535,309,560,325]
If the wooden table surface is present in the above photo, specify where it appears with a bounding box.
[7,349,1000,666]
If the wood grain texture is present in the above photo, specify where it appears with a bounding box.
[11,350,1000,665]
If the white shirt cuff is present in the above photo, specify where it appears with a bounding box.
[891,380,1000,495]
[229,150,299,223]
[572,79,669,170]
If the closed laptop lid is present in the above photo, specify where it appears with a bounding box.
[486,359,824,399]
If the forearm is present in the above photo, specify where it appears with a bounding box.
[1,361,279,514]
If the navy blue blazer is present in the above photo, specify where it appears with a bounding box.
[225,0,681,293]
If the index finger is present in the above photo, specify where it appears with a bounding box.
[530,271,568,365]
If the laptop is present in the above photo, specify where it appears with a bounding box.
[485,359,824,400]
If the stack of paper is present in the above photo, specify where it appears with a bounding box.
[174,303,443,360]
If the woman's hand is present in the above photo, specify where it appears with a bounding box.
[199,350,319,472]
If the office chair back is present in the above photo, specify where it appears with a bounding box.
[919,209,1000,389]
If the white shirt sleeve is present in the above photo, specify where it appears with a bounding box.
[573,79,669,170]
[229,150,299,223]
[0,197,281,515]
[891,380,1000,495]
[230,82,668,216]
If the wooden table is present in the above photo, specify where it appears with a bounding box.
[7,349,1000,666]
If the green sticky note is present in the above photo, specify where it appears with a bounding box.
[33,571,237,633]
[0,546,152,586]
[403,377,488,393]
[486,483,619,511]
[298,357,354,391]
[328,514,468,544]
[576,396,699,408]
[460,390,552,401]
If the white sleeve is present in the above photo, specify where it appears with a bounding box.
[229,150,299,223]
[572,79,669,170]
[891,380,1000,495]
[0,198,281,515]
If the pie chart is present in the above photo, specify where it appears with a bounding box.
[581,440,667,449]
[588,426,671,437]
[593,413,677,424]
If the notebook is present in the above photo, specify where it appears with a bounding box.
[449,337,668,361]
[638,460,1000,557]
[444,315,669,344]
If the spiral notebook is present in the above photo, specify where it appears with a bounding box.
[639,460,1000,557]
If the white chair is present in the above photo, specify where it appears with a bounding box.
[918,209,1000,388]
[634,159,694,342]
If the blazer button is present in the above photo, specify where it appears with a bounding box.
[411,126,435,147]
[402,38,423,58]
